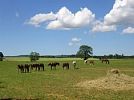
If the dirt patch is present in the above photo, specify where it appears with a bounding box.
[76,69,134,91]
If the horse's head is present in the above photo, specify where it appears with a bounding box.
[56,62,60,66]
[48,63,51,66]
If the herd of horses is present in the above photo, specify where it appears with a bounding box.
[17,62,71,73]
[17,63,45,73]
[17,58,110,73]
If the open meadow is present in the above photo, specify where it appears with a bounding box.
[0,58,134,100]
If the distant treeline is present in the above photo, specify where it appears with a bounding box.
[5,54,134,59]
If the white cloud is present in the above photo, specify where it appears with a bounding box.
[27,12,56,27]
[69,37,81,46]
[92,21,116,32]
[92,0,134,32]
[27,1,134,33]
[72,37,81,42]
[27,7,95,29]
[51,7,95,29]
[104,0,134,26]
[122,27,134,34]
[46,20,64,30]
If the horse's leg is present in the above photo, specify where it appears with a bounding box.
[43,66,44,71]
[108,60,109,64]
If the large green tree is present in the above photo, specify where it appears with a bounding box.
[29,51,40,62]
[76,45,93,60]
[0,52,4,61]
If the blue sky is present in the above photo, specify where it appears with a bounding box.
[0,0,134,56]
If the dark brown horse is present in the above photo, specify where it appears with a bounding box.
[39,63,45,71]
[18,64,24,73]
[18,64,30,73]
[89,60,94,65]
[30,63,45,71]
[24,64,30,73]
[101,59,110,64]
[62,63,69,70]
[48,62,60,70]
[18,63,44,73]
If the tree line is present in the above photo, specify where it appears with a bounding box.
[0,45,134,61]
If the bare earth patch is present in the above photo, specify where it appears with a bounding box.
[76,69,134,91]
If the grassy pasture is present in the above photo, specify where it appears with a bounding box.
[0,57,134,100]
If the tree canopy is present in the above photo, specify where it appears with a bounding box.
[76,45,93,60]
[0,52,4,61]
[29,51,40,62]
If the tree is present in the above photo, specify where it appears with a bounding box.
[76,45,93,60]
[29,51,40,62]
[0,52,4,61]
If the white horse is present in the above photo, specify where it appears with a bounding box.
[72,61,76,69]
[84,60,88,64]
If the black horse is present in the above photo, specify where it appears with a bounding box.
[18,64,30,73]
[62,63,69,70]
[48,62,60,70]
[100,58,110,64]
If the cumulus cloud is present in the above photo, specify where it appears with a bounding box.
[27,0,134,33]
[92,21,116,32]
[47,7,95,29]
[69,37,81,46]
[104,0,134,26]
[92,0,134,32]
[27,7,95,29]
[27,12,56,27]
[122,27,134,34]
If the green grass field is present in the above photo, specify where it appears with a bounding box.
[0,58,134,100]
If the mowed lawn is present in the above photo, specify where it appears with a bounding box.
[0,58,134,100]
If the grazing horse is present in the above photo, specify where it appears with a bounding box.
[101,59,110,64]
[30,64,38,71]
[72,61,76,69]
[48,62,59,70]
[18,64,24,73]
[62,63,69,70]
[39,63,45,71]
[18,63,45,73]
[18,64,30,73]
[89,60,94,65]
[24,64,30,73]
[30,63,45,71]
[84,60,88,64]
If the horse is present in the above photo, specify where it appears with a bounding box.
[101,59,110,64]
[48,62,59,70]
[84,60,88,64]
[30,64,39,71]
[24,64,30,73]
[17,64,24,73]
[72,61,76,69]
[18,64,30,73]
[39,63,45,71]
[62,63,69,70]
[89,60,94,65]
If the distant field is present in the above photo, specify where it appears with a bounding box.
[0,57,134,100]
[5,57,83,61]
